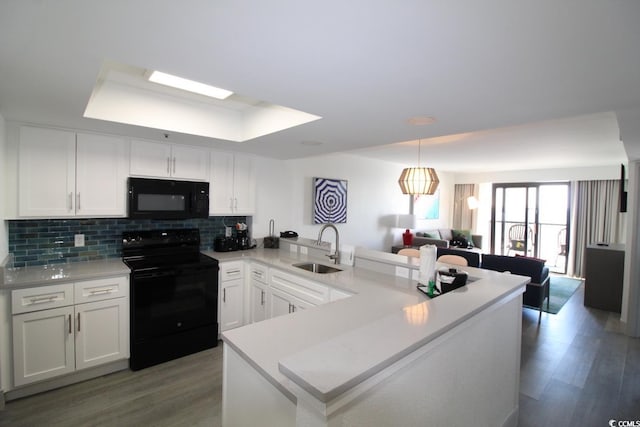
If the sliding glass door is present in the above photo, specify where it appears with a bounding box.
[491,182,570,274]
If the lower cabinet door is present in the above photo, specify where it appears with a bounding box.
[13,306,75,386]
[249,282,268,323]
[75,298,129,370]
[220,279,244,332]
[269,288,315,318]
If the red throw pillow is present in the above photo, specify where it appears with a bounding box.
[515,253,547,264]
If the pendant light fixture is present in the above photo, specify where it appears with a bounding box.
[398,139,439,195]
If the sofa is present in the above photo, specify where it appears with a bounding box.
[413,229,483,249]
[481,254,550,323]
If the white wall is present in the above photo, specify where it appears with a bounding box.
[249,156,294,240]
[278,153,454,252]
[0,113,7,262]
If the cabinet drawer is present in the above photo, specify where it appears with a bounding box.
[249,263,268,284]
[74,276,129,304]
[220,261,244,281]
[269,270,329,305]
[12,284,75,314]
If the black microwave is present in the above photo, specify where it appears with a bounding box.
[128,178,209,219]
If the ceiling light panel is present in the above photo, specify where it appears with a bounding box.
[148,71,233,100]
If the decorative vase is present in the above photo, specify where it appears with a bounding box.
[402,229,413,246]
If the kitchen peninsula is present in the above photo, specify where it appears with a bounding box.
[217,240,528,427]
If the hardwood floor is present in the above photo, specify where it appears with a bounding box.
[519,284,640,426]
[0,346,224,427]
[1,284,638,427]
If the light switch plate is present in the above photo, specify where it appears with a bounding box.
[74,234,85,247]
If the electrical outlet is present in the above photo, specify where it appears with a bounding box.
[225,227,232,237]
[74,234,85,247]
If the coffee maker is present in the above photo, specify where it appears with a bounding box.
[236,229,250,250]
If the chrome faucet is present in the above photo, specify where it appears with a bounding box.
[317,224,340,264]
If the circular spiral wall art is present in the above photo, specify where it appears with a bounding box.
[313,177,348,224]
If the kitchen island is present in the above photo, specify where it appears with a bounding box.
[220,244,528,427]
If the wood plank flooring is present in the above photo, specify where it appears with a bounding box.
[0,346,223,427]
[1,283,639,426]
[519,284,640,426]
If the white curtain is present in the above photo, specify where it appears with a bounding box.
[452,184,477,230]
[570,179,623,277]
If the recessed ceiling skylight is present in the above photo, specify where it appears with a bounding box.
[148,71,233,100]
[84,61,322,142]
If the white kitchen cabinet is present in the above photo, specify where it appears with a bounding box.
[11,276,129,387]
[248,263,269,323]
[12,306,76,386]
[209,151,255,215]
[74,297,128,370]
[18,126,128,218]
[267,269,327,318]
[269,287,315,318]
[75,133,129,216]
[219,262,244,332]
[130,139,209,181]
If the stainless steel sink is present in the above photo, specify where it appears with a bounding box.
[293,262,342,274]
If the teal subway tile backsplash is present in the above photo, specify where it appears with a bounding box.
[8,217,246,268]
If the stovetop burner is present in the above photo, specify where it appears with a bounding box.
[122,228,214,270]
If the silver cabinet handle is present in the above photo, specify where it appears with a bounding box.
[234,198,238,210]
[261,290,265,306]
[223,288,226,303]
[173,157,176,174]
[89,288,114,295]
[76,193,81,211]
[167,157,171,174]
[77,312,81,332]
[68,192,73,211]
[68,314,72,335]
[29,296,56,305]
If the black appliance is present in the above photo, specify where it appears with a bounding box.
[128,177,209,219]
[236,230,250,250]
[122,228,219,371]
[214,236,237,252]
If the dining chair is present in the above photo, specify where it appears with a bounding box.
[437,254,468,266]
[397,248,421,258]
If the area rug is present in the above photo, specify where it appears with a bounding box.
[543,276,583,314]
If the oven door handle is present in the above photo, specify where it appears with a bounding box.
[133,270,177,279]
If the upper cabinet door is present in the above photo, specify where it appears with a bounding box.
[232,154,256,215]
[209,150,235,215]
[209,151,255,215]
[75,133,129,217]
[130,140,209,180]
[18,126,76,217]
[171,145,209,181]
[129,139,172,178]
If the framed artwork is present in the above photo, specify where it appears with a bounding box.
[313,177,348,223]
[413,190,440,220]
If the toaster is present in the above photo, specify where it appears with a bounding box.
[214,236,237,252]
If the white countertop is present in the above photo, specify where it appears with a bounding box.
[1,258,130,289]
[218,247,529,403]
